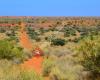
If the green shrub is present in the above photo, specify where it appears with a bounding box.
[35,37,41,42]
[0,27,6,33]
[42,58,54,76]
[70,37,82,43]
[45,36,55,42]
[51,38,66,46]
[61,26,76,37]
[28,31,39,40]
[27,27,39,40]
[39,27,45,34]
[0,40,25,62]
[49,27,58,31]
[76,35,100,76]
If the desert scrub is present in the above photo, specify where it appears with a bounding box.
[75,35,100,78]
[49,56,83,80]
[42,58,55,76]
[61,26,76,37]
[51,38,66,46]
[44,46,73,58]
[0,59,21,80]
[42,53,84,80]
[26,27,40,40]
[0,59,44,80]
[0,40,26,62]
[19,70,44,80]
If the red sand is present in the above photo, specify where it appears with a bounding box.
[22,57,43,74]
[19,31,33,51]
[19,23,43,74]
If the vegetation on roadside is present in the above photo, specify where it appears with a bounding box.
[0,17,100,80]
[0,60,44,80]
[75,35,100,79]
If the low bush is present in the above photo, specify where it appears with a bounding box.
[51,38,66,46]
[0,27,6,33]
[61,26,76,37]
[27,27,39,40]
[0,60,44,80]
[76,35,100,78]
[0,40,25,62]
[42,56,83,80]
[42,58,54,76]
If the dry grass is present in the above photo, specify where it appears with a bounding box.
[0,59,44,80]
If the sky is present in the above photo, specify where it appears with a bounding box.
[0,0,100,16]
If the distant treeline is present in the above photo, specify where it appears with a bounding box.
[0,16,100,27]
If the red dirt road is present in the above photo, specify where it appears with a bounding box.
[19,23,33,51]
[19,23,43,74]
[19,31,33,51]
[22,57,43,74]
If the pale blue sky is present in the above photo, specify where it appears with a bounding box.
[0,0,100,16]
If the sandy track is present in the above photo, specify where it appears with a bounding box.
[19,23,43,74]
